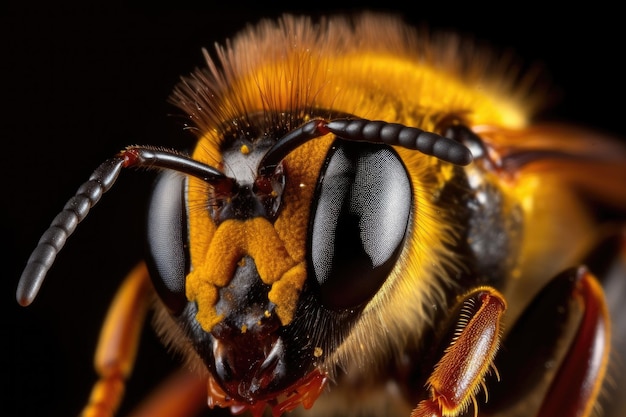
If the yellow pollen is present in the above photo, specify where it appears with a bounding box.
[185,218,307,332]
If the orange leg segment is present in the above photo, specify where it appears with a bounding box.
[81,262,153,417]
[536,266,611,417]
[411,287,507,417]
[125,370,208,417]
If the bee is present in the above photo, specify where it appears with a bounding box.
[15,11,626,417]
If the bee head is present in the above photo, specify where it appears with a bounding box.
[145,113,470,413]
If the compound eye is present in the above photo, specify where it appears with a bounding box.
[309,140,412,309]
[146,171,189,315]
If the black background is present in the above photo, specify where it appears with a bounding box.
[4,3,625,417]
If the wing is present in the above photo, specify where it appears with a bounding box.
[477,123,626,213]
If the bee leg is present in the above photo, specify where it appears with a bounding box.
[124,370,207,417]
[534,266,610,417]
[81,262,153,417]
[411,287,507,417]
[483,266,610,417]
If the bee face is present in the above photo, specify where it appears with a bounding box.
[13,10,626,417]
[147,110,416,406]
